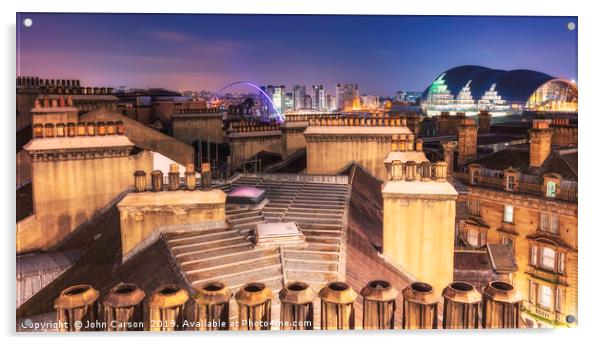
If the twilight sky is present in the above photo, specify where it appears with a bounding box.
[16,13,577,96]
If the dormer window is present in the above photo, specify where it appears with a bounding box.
[506,175,516,191]
[546,181,557,198]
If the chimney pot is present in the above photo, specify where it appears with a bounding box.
[86,122,96,136]
[44,123,55,138]
[235,282,273,330]
[405,161,417,181]
[150,170,164,191]
[360,280,399,330]
[55,123,66,137]
[96,122,106,136]
[318,281,357,330]
[148,285,189,331]
[33,124,44,138]
[106,121,116,135]
[54,284,100,332]
[66,123,76,137]
[481,281,522,329]
[133,171,147,192]
[185,164,196,190]
[102,283,145,331]
[279,281,315,330]
[402,282,439,329]
[115,121,125,135]
[193,282,232,330]
[168,164,181,190]
[442,281,481,329]
[415,138,423,151]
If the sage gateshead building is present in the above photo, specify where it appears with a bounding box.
[421,65,578,117]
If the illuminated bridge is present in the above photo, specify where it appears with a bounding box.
[213,81,285,122]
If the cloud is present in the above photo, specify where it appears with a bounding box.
[144,30,195,43]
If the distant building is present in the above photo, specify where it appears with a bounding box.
[293,85,306,110]
[335,83,359,110]
[421,65,578,117]
[360,94,379,110]
[261,85,286,115]
[312,84,326,110]
[284,92,294,112]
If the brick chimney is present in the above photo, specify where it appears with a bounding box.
[478,110,492,133]
[529,120,553,168]
[457,118,478,165]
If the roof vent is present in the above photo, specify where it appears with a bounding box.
[254,222,305,247]
[226,186,267,205]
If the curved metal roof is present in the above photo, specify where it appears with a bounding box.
[422,65,558,103]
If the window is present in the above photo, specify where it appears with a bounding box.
[541,247,556,271]
[468,198,480,216]
[558,252,566,274]
[529,280,537,303]
[531,246,538,266]
[467,229,480,247]
[538,285,553,309]
[556,288,563,313]
[471,169,480,185]
[546,181,557,198]
[506,175,516,191]
[540,212,560,234]
[503,205,514,223]
[502,237,514,248]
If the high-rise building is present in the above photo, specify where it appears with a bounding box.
[360,94,379,110]
[395,90,406,102]
[335,83,359,110]
[293,85,306,110]
[262,85,286,115]
[326,94,336,111]
[284,92,294,111]
[312,84,326,110]
[304,94,313,109]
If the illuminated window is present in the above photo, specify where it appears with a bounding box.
[503,205,514,223]
[546,181,557,198]
[538,285,552,309]
[541,247,556,271]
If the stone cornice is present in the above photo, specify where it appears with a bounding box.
[466,186,577,216]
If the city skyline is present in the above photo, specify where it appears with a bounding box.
[16,13,577,96]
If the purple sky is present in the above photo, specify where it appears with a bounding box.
[16,13,578,96]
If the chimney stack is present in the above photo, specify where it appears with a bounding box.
[279,281,316,330]
[415,138,423,151]
[54,284,100,332]
[148,284,189,331]
[319,282,357,330]
[481,281,522,329]
[529,120,553,168]
[168,164,180,190]
[478,110,492,133]
[442,281,481,329]
[235,282,273,330]
[402,282,439,329]
[442,141,458,176]
[457,118,478,165]
[102,283,145,331]
[360,280,399,330]
[193,281,232,330]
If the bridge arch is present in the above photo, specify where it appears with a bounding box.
[213,81,284,122]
